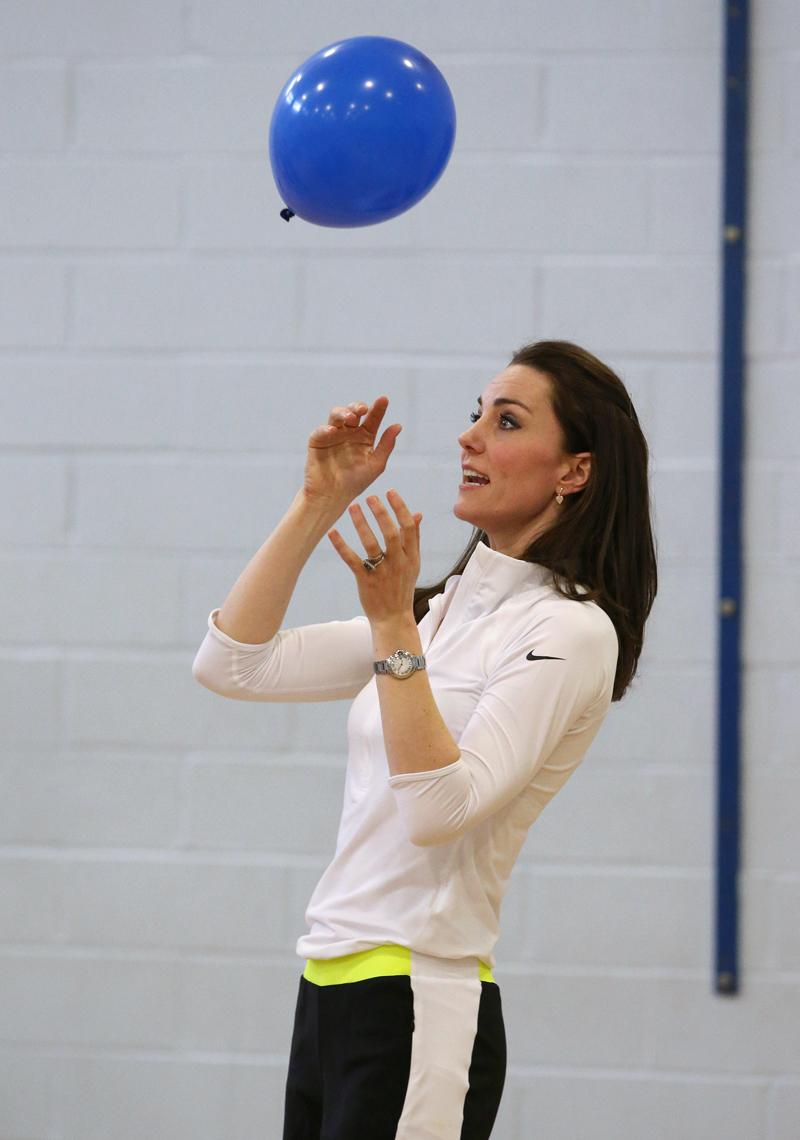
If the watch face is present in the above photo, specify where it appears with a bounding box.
[389,651,415,678]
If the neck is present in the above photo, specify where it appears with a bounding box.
[486,515,556,559]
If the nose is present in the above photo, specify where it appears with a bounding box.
[458,421,482,452]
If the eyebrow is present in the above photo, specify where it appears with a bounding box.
[476,396,532,412]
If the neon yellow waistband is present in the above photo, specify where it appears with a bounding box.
[303,943,495,986]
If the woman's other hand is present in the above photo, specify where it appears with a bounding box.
[304,396,402,512]
[327,490,422,626]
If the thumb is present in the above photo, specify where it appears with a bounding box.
[373,423,402,466]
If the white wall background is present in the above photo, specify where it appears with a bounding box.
[1,1,798,1138]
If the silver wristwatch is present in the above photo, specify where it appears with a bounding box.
[373,649,427,679]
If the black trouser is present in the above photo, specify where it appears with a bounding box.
[282,965,506,1139]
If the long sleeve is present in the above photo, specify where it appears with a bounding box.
[387,605,618,846]
[192,608,375,702]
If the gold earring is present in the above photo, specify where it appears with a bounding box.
[555,487,564,505]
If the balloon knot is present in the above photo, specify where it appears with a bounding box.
[280,207,296,222]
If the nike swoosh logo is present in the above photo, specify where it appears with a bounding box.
[526,652,564,661]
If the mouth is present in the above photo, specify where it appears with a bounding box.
[460,469,491,489]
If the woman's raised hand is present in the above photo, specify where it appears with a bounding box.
[303,396,402,510]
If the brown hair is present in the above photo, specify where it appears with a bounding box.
[413,340,658,701]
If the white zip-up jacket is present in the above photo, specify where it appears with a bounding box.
[192,539,619,967]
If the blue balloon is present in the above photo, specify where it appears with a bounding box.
[269,36,456,228]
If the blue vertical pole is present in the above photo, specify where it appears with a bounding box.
[715,0,749,996]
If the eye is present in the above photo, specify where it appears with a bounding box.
[469,410,519,429]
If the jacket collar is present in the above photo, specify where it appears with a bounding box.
[428,540,554,637]
[459,539,553,614]
[422,540,554,651]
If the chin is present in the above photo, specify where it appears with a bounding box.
[453,499,481,526]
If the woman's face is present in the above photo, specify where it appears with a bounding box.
[454,364,590,557]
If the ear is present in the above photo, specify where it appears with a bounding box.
[560,452,592,493]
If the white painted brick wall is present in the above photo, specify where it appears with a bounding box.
[1,1,798,1137]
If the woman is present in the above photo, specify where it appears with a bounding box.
[192,339,657,1140]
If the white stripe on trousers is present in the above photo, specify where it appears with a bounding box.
[394,948,483,1140]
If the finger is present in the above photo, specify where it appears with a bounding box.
[372,422,402,467]
[327,528,364,572]
[309,423,345,446]
[386,488,418,536]
[387,491,423,553]
[365,495,402,549]
[360,395,390,435]
[328,405,360,427]
[312,400,368,444]
[344,401,369,419]
[348,502,384,556]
